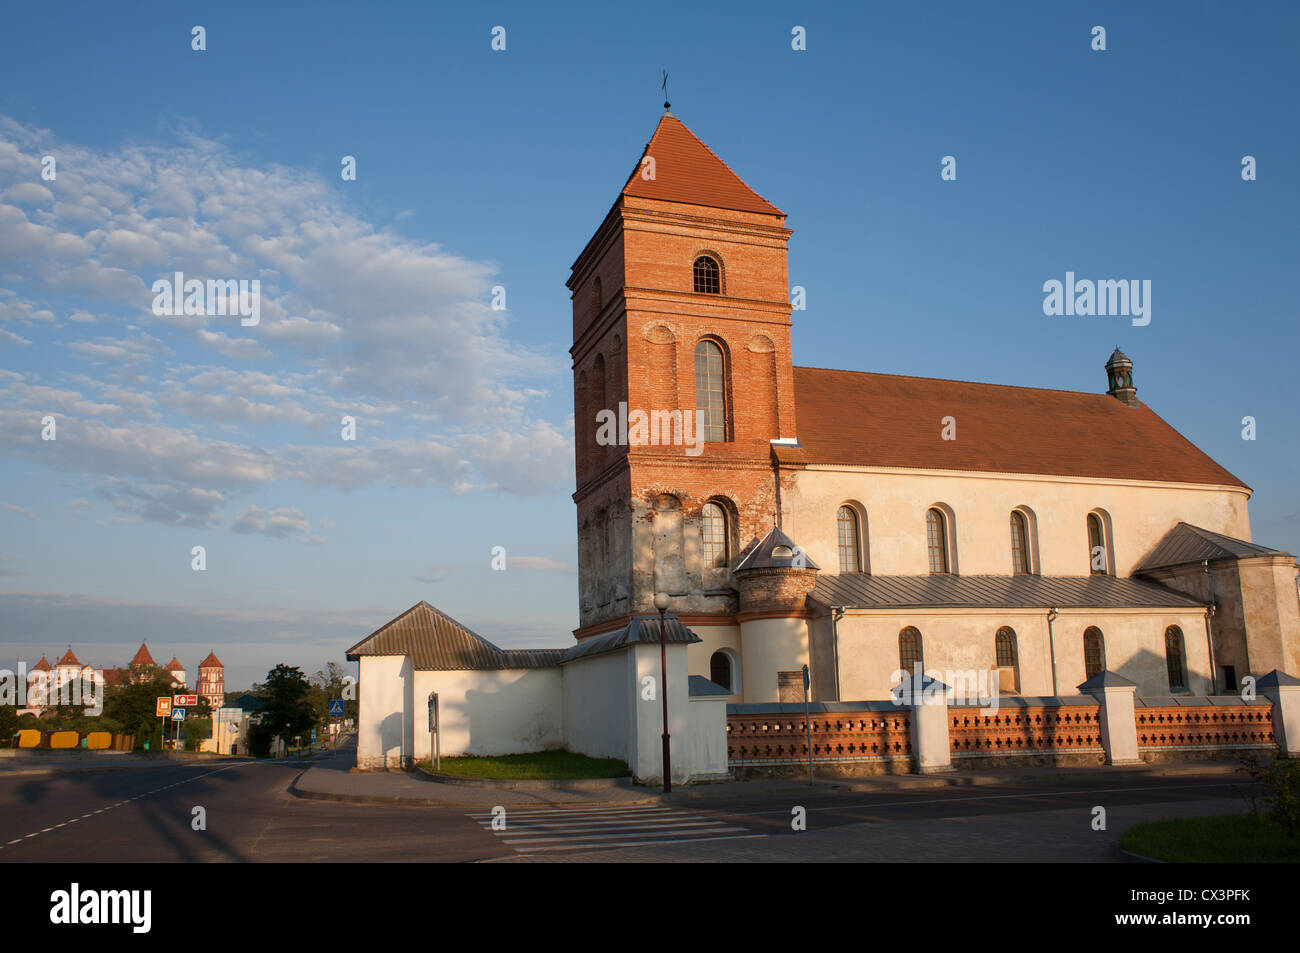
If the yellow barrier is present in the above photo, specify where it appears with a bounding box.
[86,731,112,750]
[17,729,40,748]
[50,730,80,749]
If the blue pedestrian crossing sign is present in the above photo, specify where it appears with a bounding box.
[171,708,185,721]
[328,699,345,716]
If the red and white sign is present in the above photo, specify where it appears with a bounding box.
[173,694,198,707]
[155,697,172,717]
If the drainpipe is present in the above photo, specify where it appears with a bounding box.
[1046,607,1059,696]
[1202,560,1219,692]
[830,606,845,701]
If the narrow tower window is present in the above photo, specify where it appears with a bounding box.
[1084,627,1106,679]
[694,339,726,442]
[1087,513,1109,575]
[1010,510,1030,574]
[701,501,728,568]
[1165,626,1187,691]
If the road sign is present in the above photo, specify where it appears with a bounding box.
[171,708,186,721]
[173,694,197,707]
[328,699,345,716]
[155,697,172,717]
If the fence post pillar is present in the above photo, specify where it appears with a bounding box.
[1257,670,1300,757]
[895,674,952,774]
[1078,671,1140,765]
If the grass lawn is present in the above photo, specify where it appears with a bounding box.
[417,749,631,780]
[1120,813,1300,863]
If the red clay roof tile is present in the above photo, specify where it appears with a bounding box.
[621,114,782,216]
[791,366,1247,488]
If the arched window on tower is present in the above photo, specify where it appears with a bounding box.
[1165,626,1187,691]
[701,501,728,568]
[693,255,720,294]
[1084,627,1106,679]
[926,508,950,574]
[694,339,726,442]
[837,505,861,573]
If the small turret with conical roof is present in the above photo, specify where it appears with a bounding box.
[1105,347,1137,407]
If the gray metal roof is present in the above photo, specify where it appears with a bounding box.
[1135,522,1291,573]
[345,602,567,671]
[560,614,701,664]
[809,573,1206,610]
[688,675,731,697]
[346,604,702,671]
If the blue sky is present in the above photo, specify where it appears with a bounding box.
[0,2,1296,688]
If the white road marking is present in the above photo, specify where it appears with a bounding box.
[471,804,766,855]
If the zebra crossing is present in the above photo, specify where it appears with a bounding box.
[468,802,765,855]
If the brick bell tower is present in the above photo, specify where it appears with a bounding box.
[567,109,798,637]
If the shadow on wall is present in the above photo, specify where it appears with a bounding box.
[460,675,564,756]
[380,711,405,768]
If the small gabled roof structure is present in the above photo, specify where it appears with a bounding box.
[32,655,51,672]
[561,614,701,663]
[198,652,223,669]
[1136,522,1293,573]
[56,648,80,667]
[165,657,184,671]
[347,601,566,671]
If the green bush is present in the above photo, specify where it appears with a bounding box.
[1255,756,1300,839]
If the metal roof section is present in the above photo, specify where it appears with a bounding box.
[1135,522,1292,573]
[347,603,701,671]
[809,573,1207,610]
[688,675,731,697]
[734,525,820,572]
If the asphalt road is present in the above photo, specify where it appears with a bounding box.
[0,741,1263,863]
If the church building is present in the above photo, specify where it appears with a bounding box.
[567,110,1300,703]
[349,110,1299,772]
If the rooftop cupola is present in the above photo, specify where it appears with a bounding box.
[1105,347,1137,407]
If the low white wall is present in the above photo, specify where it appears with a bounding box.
[685,695,729,778]
[561,650,633,762]
[414,668,563,760]
[357,655,413,769]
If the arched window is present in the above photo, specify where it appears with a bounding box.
[1165,626,1187,691]
[837,505,861,573]
[926,508,950,573]
[995,626,1019,693]
[1087,513,1108,575]
[1010,510,1030,574]
[701,501,728,569]
[694,339,726,442]
[709,650,733,692]
[1083,627,1106,679]
[899,627,923,673]
[693,255,720,294]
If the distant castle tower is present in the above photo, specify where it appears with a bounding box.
[197,652,224,709]
[165,657,186,687]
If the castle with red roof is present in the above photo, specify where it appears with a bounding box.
[19,643,225,714]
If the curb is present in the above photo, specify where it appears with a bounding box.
[288,774,663,809]
[413,766,637,791]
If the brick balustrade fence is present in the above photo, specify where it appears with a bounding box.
[948,703,1103,755]
[1135,699,1275,749]
[726,703,911,765]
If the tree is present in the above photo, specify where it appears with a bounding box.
[310,661,358,721]
[259,664,317,750]
[0,705,18,746]
[182,717,211,752]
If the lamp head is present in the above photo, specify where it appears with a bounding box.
[653,592,670,611]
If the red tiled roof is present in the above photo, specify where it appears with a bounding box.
[199,652,222,668]
[621,114,782,216]
[165,657,184,670]
[130,643,155,666]
[790,366,1248,488]
[32,655,51,672]
[102,668,128,686]
[57,648,79,666]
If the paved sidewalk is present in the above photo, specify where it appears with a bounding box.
[290,757,1253,809]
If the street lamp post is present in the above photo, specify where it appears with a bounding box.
[654,591,672,794]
